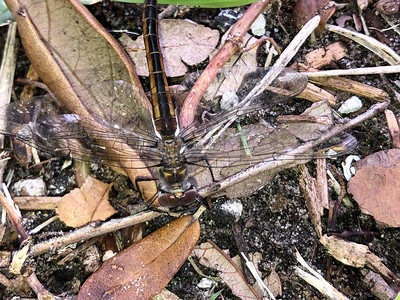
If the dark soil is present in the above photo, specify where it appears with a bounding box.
[1,0,399,299]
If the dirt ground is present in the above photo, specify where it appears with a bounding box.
[0,0,399,299]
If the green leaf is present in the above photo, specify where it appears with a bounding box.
[208,289,223,300]
[0,0,14,25]
[116,0,258,8]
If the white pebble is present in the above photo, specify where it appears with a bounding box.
[221,199,243,222]
[13,178,47,196]
[220,91,239,110]
[338,96,363,114]
[251,14,266,36]
[197,278,215,289]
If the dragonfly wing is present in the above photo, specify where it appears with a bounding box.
[183,100,356,198]
[176,66,308,116]
[0,96,163,169]
[178,67,308,143]
[60,80,156,138]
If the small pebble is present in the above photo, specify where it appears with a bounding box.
[220,199,243,222]
[12,178,47,196]
[251,14,266,36]
[338,96,363,114]
[220,91,239,110]
[197,278,215,289]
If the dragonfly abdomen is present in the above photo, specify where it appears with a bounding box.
[143,0,177,138]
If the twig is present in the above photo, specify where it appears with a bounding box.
[13,196,62,210]
[31,210,160,256]
[241,253,276,300]
[305,65,400,77]
[26,273,57,299]
[29,216,59,235]
[295,249,349,300]
[326,24,400,65]
[385,109,400,148]
[0,184,29,240]
[0,21,18,186]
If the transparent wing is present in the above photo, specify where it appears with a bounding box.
[178,67,356,173]
[178,67,308,141]
[0,94,163,169]
[0,67,354,176]
[59,80,156,138]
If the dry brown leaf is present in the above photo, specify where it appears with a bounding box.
[375,0,400,15]
[347,149,400,227]
[56,176,116,228]
[263,268,282,298]
[122,19,219,77]
[77,216,200,300]
[193,241,259,300]
[151,288,182,300]
[292,0,336,34]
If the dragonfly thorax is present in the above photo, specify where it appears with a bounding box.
[157,139,197,207]
[158,138,188,185]
[158,138,185,168]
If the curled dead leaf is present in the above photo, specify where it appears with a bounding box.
[193,241,259,299]
[56,176,116,228]
[320,235,400,284]
[292,0,336,35]
[77,216,200,300]
[122,19,219,77]
[347,149,400,228]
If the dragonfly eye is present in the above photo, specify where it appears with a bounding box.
[158,189,197,207]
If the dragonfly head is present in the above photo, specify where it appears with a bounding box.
[158,164,198,207]
[158,186,197,207]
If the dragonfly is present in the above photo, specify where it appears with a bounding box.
[0,0,355,207]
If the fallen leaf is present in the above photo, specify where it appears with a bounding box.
[375,0,399,15]
[56,176,116,228]
[263,268,282,298]
[77,216,200,300]
[121,19,219,77]
[347,149,400,227]
[151,288,182,300]
[193,241,259,299]
[292,0,336,34]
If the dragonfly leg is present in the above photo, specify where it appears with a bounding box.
[204,158,217,183]
[134,175,158,205]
